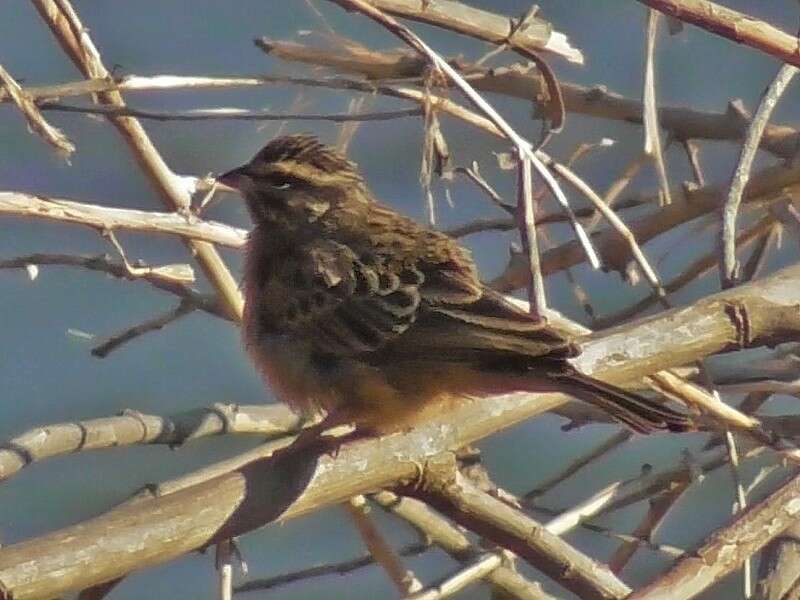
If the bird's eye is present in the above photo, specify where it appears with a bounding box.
[271,178,292,190]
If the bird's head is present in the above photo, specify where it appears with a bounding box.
[218,134,371,228]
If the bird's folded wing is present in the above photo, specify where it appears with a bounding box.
[384,287,578,362]
[287,238,575,362]
[285,238,475,356]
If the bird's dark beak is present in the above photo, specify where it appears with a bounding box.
[216,165,249,191]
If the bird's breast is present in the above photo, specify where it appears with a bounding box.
[243,330,332,417]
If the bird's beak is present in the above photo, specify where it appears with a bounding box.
[216,165,249,191]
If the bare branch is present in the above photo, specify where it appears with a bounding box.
[2,265,799,597]
[595,214,776,328]
[0,404,302,483]
[326,0,600,274]
[637,0,800,68]
[754,522,800,600]
[39,101,422,122]
[0,252,225,320]
[324,0,583,64]
[250,38,800,158]
[407,554,502,600]
[629,469,800,600]
[720,63,798,288]
[373,492,554,600]
[642,10,672,205]
[233,542,430,594]
[347,496,422,595]
[525,430,632,501]
[0,192,247,248]
[31,0,244,320]
[407,453,631,599]
[90,300,195,358]
[491,158,800,292]
[0,63,74,156]
[608,481,688,573]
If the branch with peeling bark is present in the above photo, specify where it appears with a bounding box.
[637,0,800,69]
[629,468,800,600]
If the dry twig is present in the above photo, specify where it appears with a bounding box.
[720,63,798,288]
[0,63,75,156]
[31,0,244,320]
[642,10,672,205]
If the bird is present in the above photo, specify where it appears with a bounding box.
[217,134,691,439]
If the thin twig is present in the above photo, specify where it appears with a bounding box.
[406,554,502,600]
[607,481,688,574]
[517,151,547,318]
[649,371,800,463]
[0,252,225,320]
[543,480,625,535]
[215,540,233,600]
[0,63,75,156]
[724,428,752,598]
[40,101,423,122]
[233,542,430,594]
[537,151,667,298]
[642,10,672,205]
[525,430,632,501]
[454,162,515,215]
[595,214,775,328]
[31,0,244,320]
[90,300,195,358]
[347,496,422,595]
[682,139,706,186]
[720,63,798,288]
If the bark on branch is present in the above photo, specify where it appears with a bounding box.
[1,264,799,598]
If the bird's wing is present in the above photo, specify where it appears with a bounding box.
[279,233,481,357]
[283,220,574,362]
[387,286,579,362]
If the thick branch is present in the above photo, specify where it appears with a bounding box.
[325,0,583,63]
[629,469,800,600]
[1,264,799,598]
[637,0,800,68]
[406,454,630,599]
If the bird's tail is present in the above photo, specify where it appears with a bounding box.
[555,371,693,433]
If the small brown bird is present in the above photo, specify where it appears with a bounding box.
[219,135,690,437]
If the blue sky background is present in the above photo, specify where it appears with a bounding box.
[1,1,799,598]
